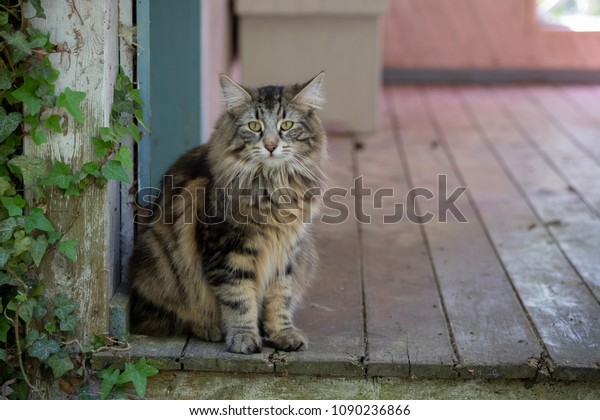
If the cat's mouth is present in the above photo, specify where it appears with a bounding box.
[261,154,288,167]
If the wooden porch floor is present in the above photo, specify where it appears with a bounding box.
[96,85,600,382]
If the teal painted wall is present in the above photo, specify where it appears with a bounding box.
[138,0,202,189]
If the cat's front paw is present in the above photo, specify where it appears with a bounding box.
[267,329,307,352]
[226,332,262,354]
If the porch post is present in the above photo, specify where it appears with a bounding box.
[24,1,121,340]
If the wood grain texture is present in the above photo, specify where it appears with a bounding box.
[495,88,600,216]
[285,137,366,376]
[181,339,276,373]
[382,0,600,70]
[428,87,600,380]
[391,86,542,379]
[527,87,600,165]
[24,1,120,340]
[91,335,186,371]
[358,93,456,378]
[460,87,600,302]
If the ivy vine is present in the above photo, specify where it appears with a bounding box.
[0,0,154,399]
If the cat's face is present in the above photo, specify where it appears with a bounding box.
[219,73,326,170]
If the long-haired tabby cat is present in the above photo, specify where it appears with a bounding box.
[128,73,326,354]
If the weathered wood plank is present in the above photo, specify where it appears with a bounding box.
[25,1,121,340]
[561,86,600,123]
[390,87,541,379]
[358,93,456,378]
[428,87,600,381]
[91,335,186,371]
[560,86,600,161]
[182,339,275,373]
[281,137,365,376]
[461,87,600,302]
[527,87,600,166]
[494,87,600,216]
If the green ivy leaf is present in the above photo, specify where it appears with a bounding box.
[29,282,45,297]
[126,122,143,142]
[56,87,86,124]
[0,348,6,361]
[115,146,132,170]
[33,57,59,83]
[0,67,12,89]
[116,357,158,398]
[23,207,55,233]
[95,175,108,189]
[0,30,32,61]
[58,313,78,332]
[100,367,121,400]
[134,109,149,132]
[102,159,130,183]
[27,27,50,49]
[0,177,14,196]
[22,114,40,131]
[26,329,40,345]
[33,295,48,320]
[44,319,57,333]
[5,260,27,278]
[31,129,48,145]
[0,11,8,26]
[0,317,10,342]
[64,182,81,197]
[1,194,27,217]
[91,137,112,158]
[11,76,42,116]
[35,82,55,108]
[47,349,74,378]
[18,296,36,323]
[31,235,48,267]
[0,217,17,242]
[44,114,62,133]
[129,89,144,107]
[0,108,22,142]
[0,272,21,289]
[98,126,125,143]
[28,0,47,19]
[0,246,12,268]
[58,239,77,262]
[28,336,60,362]
[39,160,72,189]
[46,230,61,245]
[13,230,32,258]
[8,155,47,188]
[82,162,100,177]
[53,293,78,319]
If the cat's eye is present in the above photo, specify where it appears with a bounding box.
[280,120,294,131]
[248,121,262,132]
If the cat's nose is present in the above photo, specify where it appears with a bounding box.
[265,143,277,154]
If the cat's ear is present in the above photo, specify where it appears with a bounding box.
[220,75,252,111]
[293,72,325,110]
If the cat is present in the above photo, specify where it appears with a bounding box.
[128,73,327,354]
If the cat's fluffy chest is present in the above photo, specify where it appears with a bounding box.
[247,216,306,291]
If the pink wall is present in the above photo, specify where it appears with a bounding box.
[382,0,600,70]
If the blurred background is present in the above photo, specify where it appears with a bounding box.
[139,0,600,187]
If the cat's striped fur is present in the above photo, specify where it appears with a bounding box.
[128,74,327,354]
